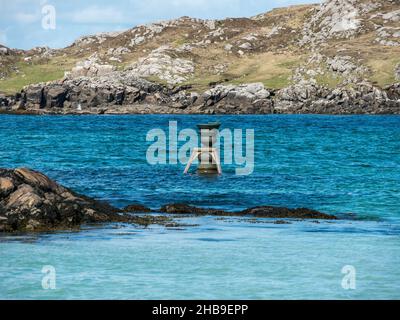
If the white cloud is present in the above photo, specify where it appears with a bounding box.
[70,6,128,24]
[15,12,40,24]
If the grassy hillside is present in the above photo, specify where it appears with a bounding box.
[1,0,399,95]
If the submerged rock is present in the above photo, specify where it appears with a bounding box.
[160,203,226,215]
[123,204,151,213]
[241,206,337,220]
[160,203,337,220]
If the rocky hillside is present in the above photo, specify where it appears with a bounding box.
[1,0,400,114]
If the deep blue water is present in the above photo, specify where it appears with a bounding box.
[0,115,399,299]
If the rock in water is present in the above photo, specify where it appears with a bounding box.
[160,203,337,220]
[0,168,123,232]
[0,168,339,233]
[240,206,337,220]
[123,204,151,213]
[160,203,226,215]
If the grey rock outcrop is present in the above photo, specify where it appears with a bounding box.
[46,86,68,108]
[326,55,368,79]
[0,168,121,232]
[0,45,11,56]
[275,80,325,112]
[300,0,362,47]
[68,54,116,78]
[0,168,173,232]
[197,83,274,114]
[0,94,10,107]
[2,76,399,115]
[72,31,125,47]
[19,70,172,112]
[129,46,195,85]
[24,85,44,107]
[275,80,400,114]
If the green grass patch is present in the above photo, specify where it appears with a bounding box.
[367,57,399,87]
[0,57,76,95]
[172,38,189,48]
[262,74,292,89]
[225,53,301,89]
[144,75,170,86]
[315,72,344,88]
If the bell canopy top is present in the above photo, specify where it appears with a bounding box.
[197,122,221,130]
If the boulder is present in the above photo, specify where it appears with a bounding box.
[24,85,44,107]
[7,184,43,210]
[0,95,10,107]
[328,56,354,73]
[0,168,139,232]
[161,203,204,214]
[201,83,272,111]
[171,91,199,109]
[45,86,68,108]
[241,206,337,220]
[124,87,141,104]
[0,45,10,55]
[385,83,400,100]
[15,168,60,191]
[0,177,14,197]
[123,204,151,213]
[1,168,181,232]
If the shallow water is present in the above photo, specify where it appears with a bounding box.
[0,115,399,299]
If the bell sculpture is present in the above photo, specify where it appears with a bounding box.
[184,122,222,175]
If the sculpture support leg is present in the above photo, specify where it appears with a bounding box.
[210,150,222,175]
[184,149,200,174]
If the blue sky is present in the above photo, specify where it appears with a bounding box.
[0,0,321,50]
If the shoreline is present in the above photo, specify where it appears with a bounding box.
[1,77,399,116]
[1,106,400,116]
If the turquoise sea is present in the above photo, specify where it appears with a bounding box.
[0,114,399,299]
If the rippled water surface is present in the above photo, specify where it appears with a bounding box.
[0,115,399,299]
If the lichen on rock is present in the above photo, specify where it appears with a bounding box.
[129,46,195,85]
